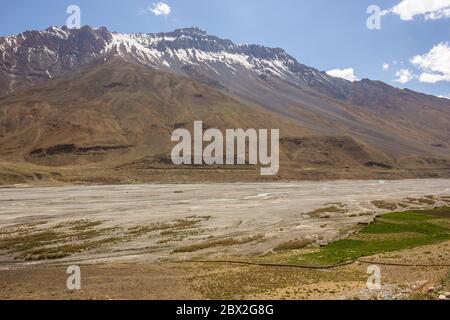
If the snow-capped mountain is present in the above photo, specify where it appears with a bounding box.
[0,25,340,96]
[0,25,450,183]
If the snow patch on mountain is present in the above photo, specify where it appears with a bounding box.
[0,26,340,95]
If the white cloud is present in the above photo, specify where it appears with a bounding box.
[150,2,171,16]
[438,94,450,99]
[418,73,450,83]
[394,69,415,83]
[385,0,450,21]
[382,63,390,71]
[326,68,359,82]
[411,42,450,83]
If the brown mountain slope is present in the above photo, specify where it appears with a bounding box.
[1,58,428,184]
[0,57,309,163]
[1,26,450,167]
[196,69,450,158]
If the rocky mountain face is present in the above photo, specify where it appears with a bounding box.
[0,26,330,93]
[0,26,449,183]
[0,59,303,163]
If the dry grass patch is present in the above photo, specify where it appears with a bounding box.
[126,216,208,237]
[21,237,121,261]
[371,200,398,210]
[274,239,313,252]
[189,263,363,300]
[0,219,123,261]
[174,234,264,253]
[0,215,214,261]
[405,197,436,205]
[308,206,348,217]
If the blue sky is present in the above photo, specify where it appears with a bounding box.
[1,0,449,98]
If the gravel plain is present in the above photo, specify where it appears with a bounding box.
[0,179,449,266]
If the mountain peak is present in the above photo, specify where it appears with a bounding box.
[173,27,207,36]
[0,25,335,96]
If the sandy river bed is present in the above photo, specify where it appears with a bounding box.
[0,179,449,266]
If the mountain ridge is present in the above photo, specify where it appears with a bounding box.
[0,26,449,184]
[2,25,439,97]
[1,25,448,109]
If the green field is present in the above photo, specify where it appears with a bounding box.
[286,207,450,266]
[243,207,450,267]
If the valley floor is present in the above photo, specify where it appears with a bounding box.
[0,180,449,300]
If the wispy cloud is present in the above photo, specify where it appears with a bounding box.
[411,42,450,83]
[150,2,171,16]
[394,69,415,84]
[382,63,390,71]
[326,68,359,82]
[383,0,450,21]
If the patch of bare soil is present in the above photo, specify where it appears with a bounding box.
[0,263,198,300]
